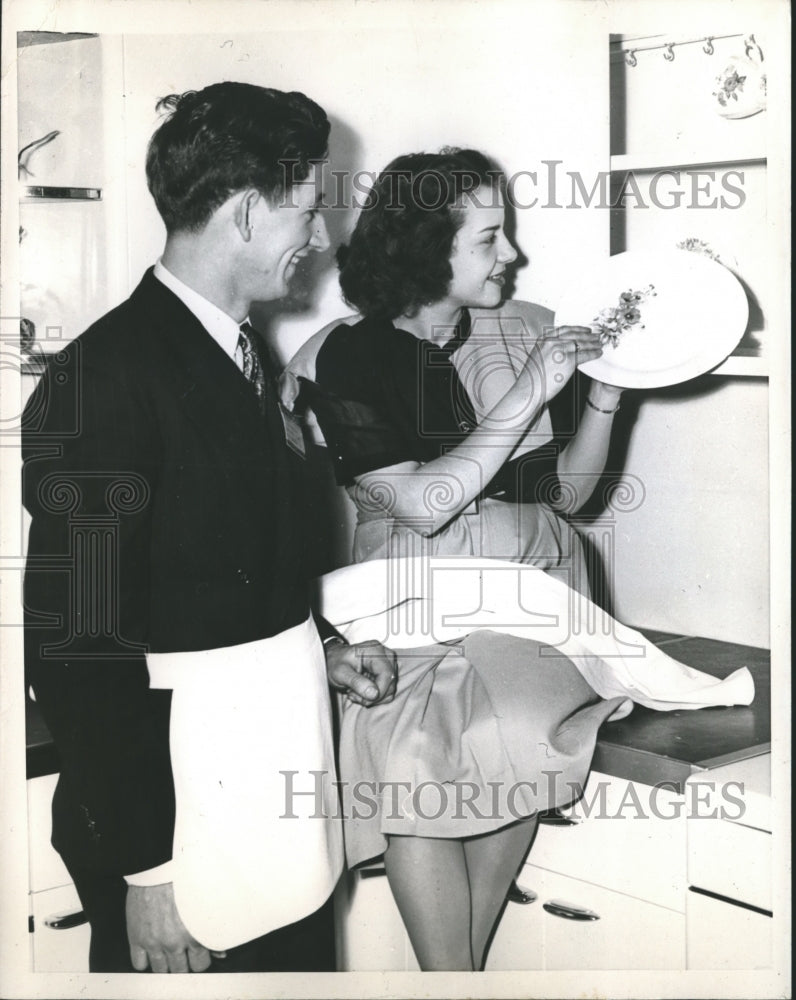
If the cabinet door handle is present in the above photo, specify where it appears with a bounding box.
[43,909,88,930]
[542,898,600,921]
[538,809,579,826]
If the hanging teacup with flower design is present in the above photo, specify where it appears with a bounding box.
[712,34,766,119]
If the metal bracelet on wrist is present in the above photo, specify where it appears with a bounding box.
[585,396,620,415]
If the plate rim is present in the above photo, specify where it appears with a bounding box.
[556,248,749,389]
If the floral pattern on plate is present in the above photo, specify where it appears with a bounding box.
[712,52,766,119]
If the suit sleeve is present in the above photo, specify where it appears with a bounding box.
[23,347,176,876]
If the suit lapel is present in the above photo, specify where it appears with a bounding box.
[130,269,267,441]
[127,271,302,535]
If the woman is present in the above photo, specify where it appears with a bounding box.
[299,150,624,591]
[287,150,629,970]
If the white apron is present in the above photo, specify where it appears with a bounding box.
[147,615,343,951]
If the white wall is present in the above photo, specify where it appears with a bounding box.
[585,378,769,646]
[118,8,608,360]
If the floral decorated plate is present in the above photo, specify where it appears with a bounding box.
[554,249,749,388]
[712,51,766,119]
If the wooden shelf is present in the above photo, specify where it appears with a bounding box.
[610,151,766,173]
[709,354,768,378]
[18,32,97,47]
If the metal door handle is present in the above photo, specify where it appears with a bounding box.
[539,809,579,826]
[542,898,600,921]
[43,909,88,930]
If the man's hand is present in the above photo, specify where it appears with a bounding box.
[126,882,225,973]
[325,639,398,707]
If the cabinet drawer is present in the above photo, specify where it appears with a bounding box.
[494,864,686,971]
[530,772,687,912]
[334,869,419,971]
[27,773,73,893]
[688,818,771,911]
[484,881,545,971]
[686,888,772,969]
[30,883,90,972]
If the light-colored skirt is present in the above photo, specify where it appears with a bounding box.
[338,629,625,868]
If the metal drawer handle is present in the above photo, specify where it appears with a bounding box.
[43,909,88,930]
[539,809,579,826]
[542,898,600,921]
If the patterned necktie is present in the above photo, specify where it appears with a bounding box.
[237,322,267,411]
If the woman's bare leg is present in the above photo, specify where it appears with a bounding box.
[463,816,538,970]
[383,834,473,970]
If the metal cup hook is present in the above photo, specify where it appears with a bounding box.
[744,34,763,62]
[703,37,715,55]
[625,49,638,67]
[663,43,675,62]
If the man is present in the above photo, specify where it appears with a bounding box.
[22,82,396,974]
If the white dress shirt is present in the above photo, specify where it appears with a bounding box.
[153,259,242,362]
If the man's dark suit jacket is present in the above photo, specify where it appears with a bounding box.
[23,269,310,879]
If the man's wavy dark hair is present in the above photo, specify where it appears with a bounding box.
[146,82,329,233]
[338,148,504,320]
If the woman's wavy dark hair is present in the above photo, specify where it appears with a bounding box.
[338,149,504,319]
[146,82,329,233]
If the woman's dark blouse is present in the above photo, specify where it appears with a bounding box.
[305,313,577,505]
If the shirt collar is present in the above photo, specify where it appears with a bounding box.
[153,260,242,361]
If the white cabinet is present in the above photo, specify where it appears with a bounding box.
[334,868,420,972]
[488,866,684,971]
[27,773,72,893]
[29,883,91,973]
[27,774,90,972]
[335,765,773,972]
[487,771,687,970]
[526,771,687,912]
[685,756,773,970]
[686,891,772,969]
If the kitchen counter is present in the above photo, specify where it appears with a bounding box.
[26,631,770,786]
[26,692,61,780]
[592,630,770,790]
